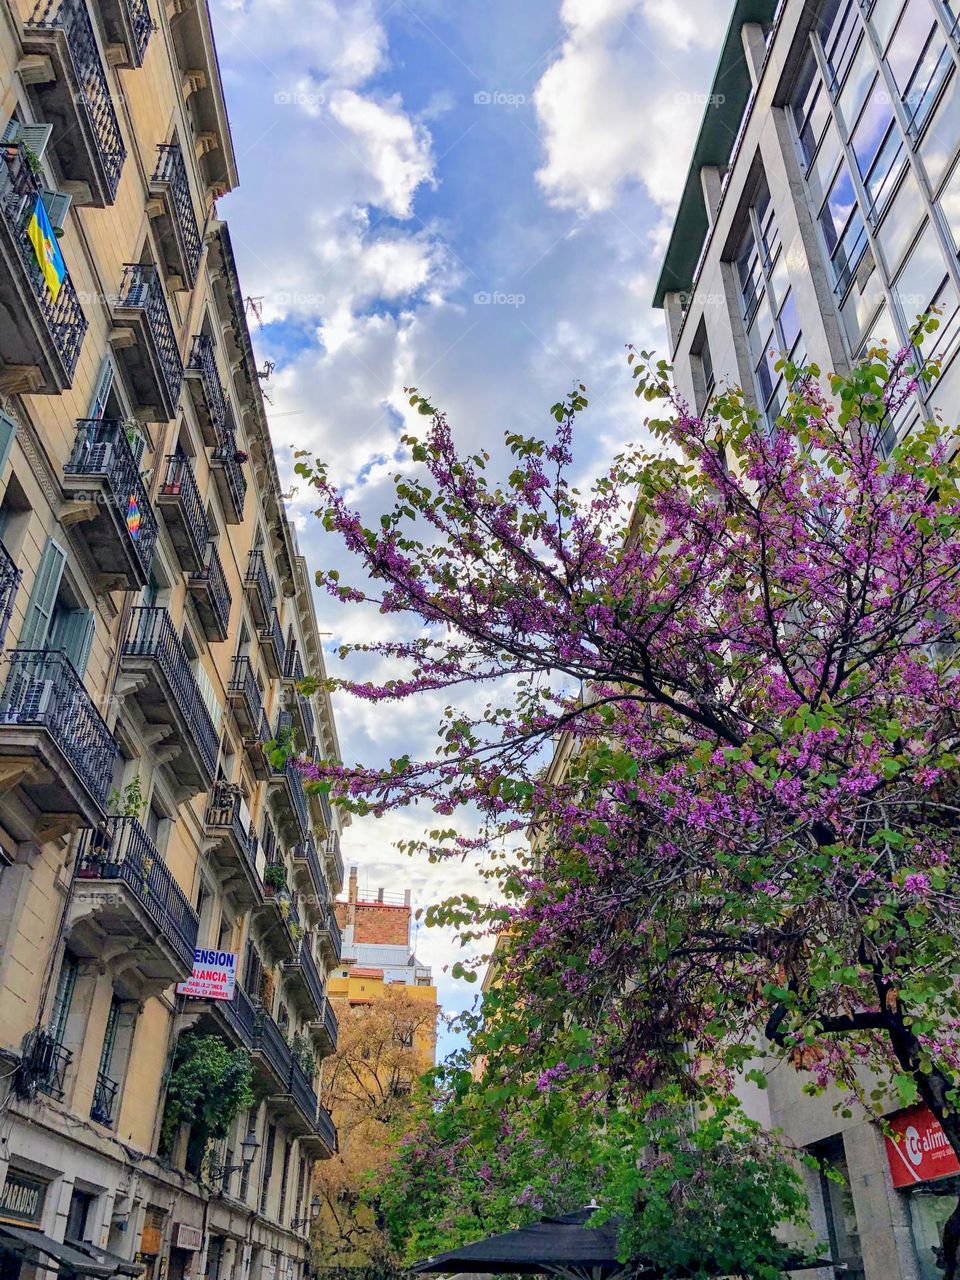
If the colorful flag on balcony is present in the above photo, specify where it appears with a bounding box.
[26,195,67,302]
[126,493,142,542]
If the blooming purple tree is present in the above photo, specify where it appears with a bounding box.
[294,329,960,1271]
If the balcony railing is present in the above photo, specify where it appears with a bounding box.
[259,608,285,675]
[122,608,218,782]
[282,650,304,683]
[157,453,209,571]
[315,1104,337,1152]
[222,981,257,1046]
[293,836,328,906]
[316,907,342,967]
[320,999,338,1051]
[286,1056,318,1123]
[228,655,265,731]
[188,541,232,643]
[76,816,200,971]
[20,1029,72,1100]
[205,779,262,885]
[0,143,87,382]
[65,418,158,583]
[0,649,118,809]
[284,938,325,1016]
[115,263,183,414]
[0,542,21,651]
[186,334,227,442]
[210,433,246,522]
[244,548,275,625]
[152,145,201,283]
[26,0,126,201]
[252,1003,293,1084]
[327,830,344,891]
[90,1069,119,1125]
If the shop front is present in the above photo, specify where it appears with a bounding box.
[885,1105,960,1279]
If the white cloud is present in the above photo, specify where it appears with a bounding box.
[329,90,437,219]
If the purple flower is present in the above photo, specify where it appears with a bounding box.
[903,873,931,896]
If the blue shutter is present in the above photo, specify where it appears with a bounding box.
[50,609,95,677]
[39,187,72,235]
[19,537,66,651]
[0,410,17,479]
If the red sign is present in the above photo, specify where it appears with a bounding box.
[884,1105,960,1187]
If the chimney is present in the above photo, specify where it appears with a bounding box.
[404,889,411,907]
[377,888,384,903]
[348,865,358,904]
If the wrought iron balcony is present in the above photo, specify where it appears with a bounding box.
[281,650,304,685]
[204,779,264,908]
[311,997,338,1059]
[292,836,328,909]
[269,747,310,844]
[0,142,86,392]
[112,263,183,421]
[0,649,118,838]
[90,1068,119,1125]
[251,1003,292,1091]
[283,938,325,1019]
[315,908,342,968]
[325,830,344,895]
[23,0,126,205]
[185,335,227,446]
[244,548,275,627]
[227,655,264,733]
[73,816,200,985]
[210,432,246,524]
[120,608,219,790]
[16,1028,72,1102]
[259,877,300,960]
[95,0,150,66]
[63,418,157,588]
[311,1104,337,1157]
[258,608,285,678]
[249,711,273,781]
[149,144,201,287]
[283,1056,319,1133]
[156,452,209,572]
[0,542,21,652]
[188,541,232,643]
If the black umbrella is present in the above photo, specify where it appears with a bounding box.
[411,1207,840,1279]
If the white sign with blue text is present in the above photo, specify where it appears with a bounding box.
[176,948,237,1001]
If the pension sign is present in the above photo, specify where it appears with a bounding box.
[176,949,237,1002]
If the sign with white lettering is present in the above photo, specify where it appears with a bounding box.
[175,949,236,1001]
[0,1171,47,1224]
[885,1105,960,1187]
[173,1224,203,1252]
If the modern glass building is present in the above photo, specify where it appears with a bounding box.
[654,2,960,1276]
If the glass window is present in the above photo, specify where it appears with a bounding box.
[884,0,951,133]
[940,159,960,253]
[838,37,879,130]
[779,290,801,352]
[850,81,906,221]
[840,247,886,351]
[793,51,830,169]
[920,68,960,190]
[807,121,843,208]
[865,0,909,49]
[820,0,864,91]
[820,164,869,292]
[908,1177,960,1280]
[816,1140,866,1280]
[876,173,926,274]
[893,220,951,333]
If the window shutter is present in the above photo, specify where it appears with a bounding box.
[20,536,67,651]
[14,123,52,161]
[0,410,17,479]
[128,430,147,468]
[39,187,72,235]
[50,608,95,677]
[88,358,115,421]
[194,661,223,733]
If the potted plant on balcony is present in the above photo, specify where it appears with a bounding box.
[264,862,286,894]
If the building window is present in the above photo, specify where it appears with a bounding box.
[814,1137,865,1280]
[735,178,804,429]
[690,320,716,413]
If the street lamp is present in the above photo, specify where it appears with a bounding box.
[217,1128,261,1191]
[292,1196,321,1231]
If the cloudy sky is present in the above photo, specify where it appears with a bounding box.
[211,0,728,1051]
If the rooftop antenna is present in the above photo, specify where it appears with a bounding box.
[257,359,275,381]
[244,296,263,325]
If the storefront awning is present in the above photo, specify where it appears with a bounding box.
[66,1238,145,1277]
[0,1225,118,1277]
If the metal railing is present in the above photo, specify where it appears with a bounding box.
[260,609,285,668]
[229,655,265,727]
[285,938,325,1014]
[122,608,218,780]
[76,816,200,971]
[222,981,256,1046]
[205,779,261,884]
[320,999,338,1051]
[190,541,232,639]
[244,548,275,620]
[315,1104,337,1151]
[26,0,126,199]
[65,419,158,580]
[152,145,200,282]
[327,830,344,889]
[317,908,342,964]
[293,836,328,905]
[211,433,246,519]
[116,264,183,409]
[285,758,309,839]
[0,144,87,378]
[158,453,209,559]
[0,542,21,651]
[287,1056,318,1121]
[90,1069,119,1125]
[187,334,227,436]
[282,650,304,683]
[252,1004,292,1083]
[21,1029,72,1099]
[0,649,118,808]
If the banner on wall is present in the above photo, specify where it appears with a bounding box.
[176,949,237,1001]
[884,1105,960,1187]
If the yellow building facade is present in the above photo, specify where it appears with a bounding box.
[0,2,345,1280]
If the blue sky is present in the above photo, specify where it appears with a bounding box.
[211,0,729,1053]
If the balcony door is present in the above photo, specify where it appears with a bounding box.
[19,537,94,678]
